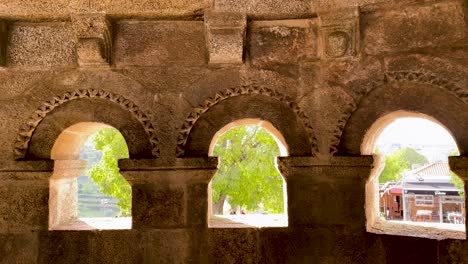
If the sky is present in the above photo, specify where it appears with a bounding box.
[375,118,457,146]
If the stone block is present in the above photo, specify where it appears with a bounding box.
[204,11,246,64]
[187,182,209,227]
[7,22,76,67]
[287,228,368,263]
[380,235,438,264]
[91,230,143,264]
[114,21,206,66]
[438,239,468,264]
[0,179,49,231]
[249,20,318,66]
[207,228,258,263]
[144,229,191,264]
[132,184,185,228]
[38,231,92,264]
[0,232,38,263]
[259,228,289,263]
[363,2,465,55]
[215,0,311,19]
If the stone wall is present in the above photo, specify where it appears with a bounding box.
[0,0,467,263]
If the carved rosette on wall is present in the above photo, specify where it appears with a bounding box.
[204,10,247,64]
[0,21,7,67]
[318,7,359,59]
[175,85,319,157]
[14,89,160,159]
[71,13,112,67]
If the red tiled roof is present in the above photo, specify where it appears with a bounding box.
[411,162,451,177]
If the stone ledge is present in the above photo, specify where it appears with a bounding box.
[119,157,218,171]
[0,160,54,172]
[278,155,374,167]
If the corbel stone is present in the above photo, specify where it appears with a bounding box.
[71,13,112,67]
[0,21,7,67]
[318,7,360,59]
[204,10,247,64]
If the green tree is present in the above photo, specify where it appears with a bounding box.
[379,147,429,183]
[86,128,131,216]
[211,125,284,214]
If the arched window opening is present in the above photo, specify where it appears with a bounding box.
[49,122,131,230]
[208,119,288,228]
[363,111,465,239]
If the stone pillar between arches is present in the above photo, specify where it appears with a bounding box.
[278,155,374,230]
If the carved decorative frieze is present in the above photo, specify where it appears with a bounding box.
[0,21,7,67]
[71,13,112,67]
[204,10,247,64]
[318,7,359,59]
[176,84,318,157]
[385,71,468,103]
[14,89,160,159]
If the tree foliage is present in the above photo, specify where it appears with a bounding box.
[379,147,429,183]
[86,128,131,216]
[211,125,284,214]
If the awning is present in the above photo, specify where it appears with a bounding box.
[390,187,402,194]
[404,182,460,192]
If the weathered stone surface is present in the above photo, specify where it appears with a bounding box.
[0,179,49,231]
[249,20,318,66]
[207,228,258,263]
[363,2,466,55]
[132,184,186,228]
[215,0,312,19]
[91,231,143,263]
[0,232,38,263]
[38,231,92,264]
[114,21,206,66]
[145,229,191,263]
[7,22,76,67]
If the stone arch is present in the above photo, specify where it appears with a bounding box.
[334,71,468,155]
[176,85,318,157]
[14,89,159,159]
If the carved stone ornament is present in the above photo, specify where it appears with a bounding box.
[14,89,160,159]
[318,7,359,59]
[176,84,319,157]
[204,10,247,64]
[71,13,112,67]
[0,21,7,67]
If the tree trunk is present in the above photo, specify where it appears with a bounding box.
[212,194,226,215]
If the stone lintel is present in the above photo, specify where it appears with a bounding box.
[278,155,374,181]
[71,13,112,67]
[317,6,359,59]
[204,10,247,64]
[119,158,219,184]
[449,156,468,181]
